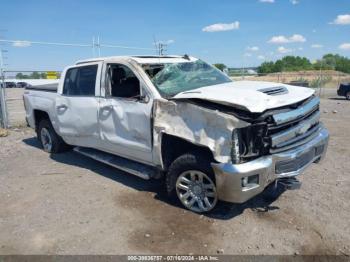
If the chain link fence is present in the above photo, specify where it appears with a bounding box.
[230,70,350,88]
[0,71,60,128]
[229,70,350,99]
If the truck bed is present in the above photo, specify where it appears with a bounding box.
[25,83,58,92]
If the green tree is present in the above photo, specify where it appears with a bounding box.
[258,56,313,73]
[213,63,227,71]
[257,61,275,74]
[313,54,350,73]
[30,72,41,79]
[40,72,47,79]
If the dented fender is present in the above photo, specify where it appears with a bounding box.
[152,99,249,167]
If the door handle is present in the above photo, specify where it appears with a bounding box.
[56,104,68,110]
[101,105,113,110]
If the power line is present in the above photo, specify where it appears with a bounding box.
[0,39,91,47]
[0,38,158,52]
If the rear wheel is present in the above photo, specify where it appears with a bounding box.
[166,153,218,213]
[37,119,70,153]
[346,91,350,100]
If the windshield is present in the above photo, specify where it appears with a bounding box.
[142,59,232,97]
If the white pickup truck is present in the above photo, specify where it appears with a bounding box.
[23,55,329,213]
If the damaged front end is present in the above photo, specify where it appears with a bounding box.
[212,96,329,203]
[153,94,329,204]
[231,123,269,164]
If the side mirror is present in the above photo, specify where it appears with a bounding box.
[139,94,150,103]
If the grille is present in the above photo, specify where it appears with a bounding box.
[275,144,325,174]
[268,97,321,153]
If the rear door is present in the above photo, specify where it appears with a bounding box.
[55,63,101,147]
[98,62,153,164]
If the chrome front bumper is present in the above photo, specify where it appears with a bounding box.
[211,126,329,203]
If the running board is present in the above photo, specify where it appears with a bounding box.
[73,147,157,180]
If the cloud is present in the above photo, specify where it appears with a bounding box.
[259,0,275,3]
[311,44,323,48]
[289,34,306,42]
[202,22,240,32]
[257,55,266,60]
[247,46,259,52]
[244,53,252,57]
[339,43,350,50]
[268,34,306,44]
[277,46,293,54]
[330,14,350,25]
[12,41,31,47]
[298,47,303,51]
[290,0,299,5]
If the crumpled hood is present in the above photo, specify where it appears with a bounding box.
[172,81,315,113]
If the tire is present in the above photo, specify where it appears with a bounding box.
[346,91,350,100]
[166,153,218,213]
[37,119,70,153]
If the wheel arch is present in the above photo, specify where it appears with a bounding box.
[33,110,51,131]
[160,133,216,171]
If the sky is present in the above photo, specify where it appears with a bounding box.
[0,0,350,70]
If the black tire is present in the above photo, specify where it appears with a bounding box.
[346,91,350,100]
[37,119,70,153]
[166,153,218,213]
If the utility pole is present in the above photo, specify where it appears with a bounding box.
[97,36,101,57]
[158,43,167,56]
[0,48,8,128]
[92,36,95,57]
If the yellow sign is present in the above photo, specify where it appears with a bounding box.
[46,71,57,79]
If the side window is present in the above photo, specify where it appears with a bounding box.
[63,65,98,96]
[106,64,140,98]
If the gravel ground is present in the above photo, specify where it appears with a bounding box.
[0,97,349,255]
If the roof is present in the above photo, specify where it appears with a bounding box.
[75,55,197,65]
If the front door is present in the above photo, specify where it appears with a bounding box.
[98,63,153,164]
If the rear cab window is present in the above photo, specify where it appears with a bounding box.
[63,65,98,96]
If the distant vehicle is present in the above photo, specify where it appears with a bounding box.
[16,82,31,88]
[5,82,16,88]
[337,83,350,100]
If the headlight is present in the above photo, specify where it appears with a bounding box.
[231,123,268,164]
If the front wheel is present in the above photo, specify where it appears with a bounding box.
[166,153,218,213]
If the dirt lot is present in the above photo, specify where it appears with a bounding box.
[0,97,349,255]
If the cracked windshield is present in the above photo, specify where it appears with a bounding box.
[143,59,232,97]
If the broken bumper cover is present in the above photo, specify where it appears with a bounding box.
[211,126,329,203]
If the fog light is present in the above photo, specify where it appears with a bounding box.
[241,177,249,187]
[241,174,259,188]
